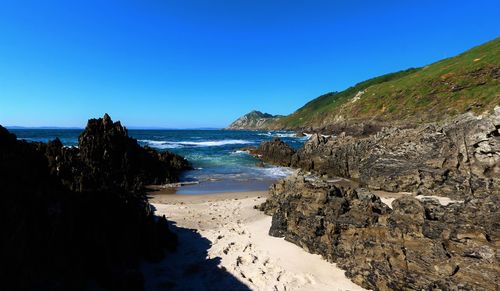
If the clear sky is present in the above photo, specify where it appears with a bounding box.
[0,0,499,128]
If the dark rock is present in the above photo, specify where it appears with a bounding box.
[253,138,295,166]
[37,114,191,193]
[261,174,499,290]
[0,115,188,290]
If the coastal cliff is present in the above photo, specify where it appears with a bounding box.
[226,110,281,130]
[0,114,190,290]
[229,37,499,131]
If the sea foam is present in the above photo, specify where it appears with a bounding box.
[259,166,294,178]
[258,132,312,140]
[258,132,297,138]
[139,139,252,149]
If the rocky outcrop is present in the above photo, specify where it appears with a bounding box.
[37,113,191,192]
[286,108,500,199]
[0,115,189,290]
[226,110,281,130]
[254,138,296,166]
[260,174,499,290]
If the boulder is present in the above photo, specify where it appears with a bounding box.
[254,137,296,166]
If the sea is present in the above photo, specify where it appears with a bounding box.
[10,129,309,194]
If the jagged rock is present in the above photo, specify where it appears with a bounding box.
[287,108,500,199]
[254,138,296,166]
[261,174,499,290]
[37,114,191,192]
[0,116,186,290]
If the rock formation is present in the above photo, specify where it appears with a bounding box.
[253,137,296,167]
[260,174,499,290]
[256,108,500,289]
[36,113,191,192]
[257,108,500,200]
[0,114,189,290]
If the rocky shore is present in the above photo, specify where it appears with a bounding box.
[0,114,190,290]
[255,108,500,290]
[258,108,500,199]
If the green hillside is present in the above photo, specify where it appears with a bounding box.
[274,37,500,129]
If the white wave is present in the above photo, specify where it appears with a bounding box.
[258,131,305,138]
[259,166,294,178]
[175,140,252,146]
[231,150,250,154]
[139,140,168,145]
[139,139,252,148]
[139,140,182,149]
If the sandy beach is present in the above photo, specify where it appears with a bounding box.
[143,191,365,291]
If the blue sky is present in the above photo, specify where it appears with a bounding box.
[0,0,499,128]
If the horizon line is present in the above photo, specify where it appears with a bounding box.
[5,125,224,130]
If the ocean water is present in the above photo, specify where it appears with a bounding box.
[10,129,309,194]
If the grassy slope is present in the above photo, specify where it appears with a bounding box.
[274,37,500,129]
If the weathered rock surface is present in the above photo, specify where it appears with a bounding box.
[261,108,500,199]
[254,137,296,166]
[260,174,500,290]
[0,115,188,290]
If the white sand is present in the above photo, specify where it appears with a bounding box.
[415,195,463,206]
[143,191,365,291]
[373,190,463,208]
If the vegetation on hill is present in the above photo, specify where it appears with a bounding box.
[272,37,500,129]
[226,110,282,130]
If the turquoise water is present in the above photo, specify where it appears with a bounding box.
[10,129,308,194]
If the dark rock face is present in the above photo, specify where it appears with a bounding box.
[289,109,500,199]
[254,138,296,166]
[261,174,499,290]
[0,115,189,290]
[37,114,191,192]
